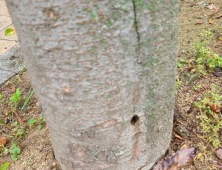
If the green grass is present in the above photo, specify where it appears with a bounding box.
[195,84,222,148]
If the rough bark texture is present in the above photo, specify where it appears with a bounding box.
[6,0,179,169]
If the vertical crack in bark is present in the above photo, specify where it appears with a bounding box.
[132,0,141,63]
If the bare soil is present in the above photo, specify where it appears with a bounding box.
[0,0,222,169]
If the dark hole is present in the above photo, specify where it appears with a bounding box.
[131,115,139,125]
[10,56,15,60]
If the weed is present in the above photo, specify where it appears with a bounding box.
[5,81,12,86]
[195,84,222,148]
[12,121,25,138]
[0,94,3,102]
[27,118,36,128]
[20,67,26,72]
[0,145,8,157]
[28,116,45,130]
[23,162,28,167]
[193,84,202,91]
[11,146,20,161]
[0,122,25,160]
[194,29,222,75]
[27,106,35,110]
[9,88,21,111]
[0,162,10,170]
[177,59,185,68]
[199,29,212,39]
[175,80,183,90]
[21,87,34,112]
[14,75,22,84]
[0,117,10,130]
[38,116,45,130]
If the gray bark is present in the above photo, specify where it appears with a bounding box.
[6,0,179,169]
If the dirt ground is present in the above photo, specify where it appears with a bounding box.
[0,0,222,169]
[169,0,222,169]
[0,70,62,170]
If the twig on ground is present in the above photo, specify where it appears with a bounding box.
[193,161,199,170]
[177,120,216,153]
[182,79,200,93]
[13,110,26,127]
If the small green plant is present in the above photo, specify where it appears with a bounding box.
[0,117,10,130]
[208,54,222,68]
[9,88,21,111]
[200,29,213,39]
[195,42,210,74]
[175,80,183,89]
[38,116,45,130]
[0,162,10,170]
[11,146,20,161]
[194,29,222,75]
[12,121,25,137]
[0,122,24,158]
[195,84,222,148]
[177,59,185,68]
[21,87,34,112]
[0,94,3,102]
[23,162,28,167]
[14,75,22,83]
[20,67,26,72]
[193,84,202,91]
[28,118,36,126]
[28,116,45,130]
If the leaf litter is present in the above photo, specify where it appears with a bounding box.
[153,148,197,170]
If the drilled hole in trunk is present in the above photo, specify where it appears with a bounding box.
[131,115,139,125]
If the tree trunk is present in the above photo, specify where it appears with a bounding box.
[6,0,179,169]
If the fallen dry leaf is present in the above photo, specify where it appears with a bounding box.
[180,144,188,150]
[13,110,27,126]
[205,97,210,105]
[153,147,197,170]
[209,7,220,16]
[11,85,16,93]
[210,103,221,112]
[195,21,204,25]
[210,161,222,168]
[5,28,15,36]
[0,135,7,148]
[216,149,222,160]
[213,41,222,47]
[208,19,213,24]
[217,36,222,41]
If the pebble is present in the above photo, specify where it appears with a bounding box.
[175,126,189,138]
[216,149,222,160]
[52,162,56,167]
